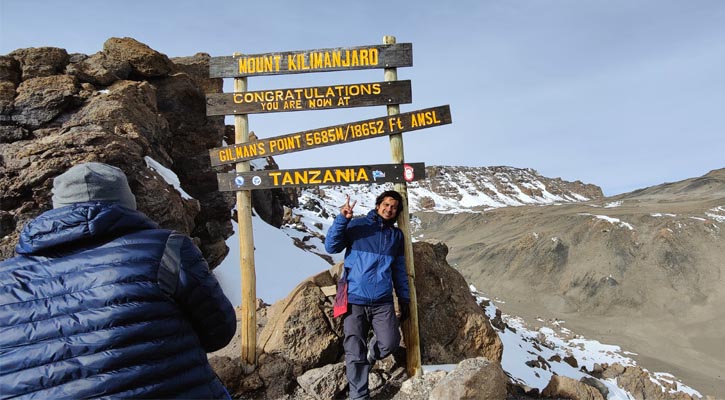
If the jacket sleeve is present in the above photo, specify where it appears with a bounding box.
[325,213,350,254]
[171,235,237,352]
[392,232,410,302]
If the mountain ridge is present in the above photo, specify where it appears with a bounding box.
[279,166,723,397]
[411,167,725,396]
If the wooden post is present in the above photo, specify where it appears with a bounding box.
[383,35,422,377]
[233,59,257,373]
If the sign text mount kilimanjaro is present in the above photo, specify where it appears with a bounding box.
[210,43,413,78]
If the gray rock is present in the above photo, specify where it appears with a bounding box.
[0,125,30,143]
[9,47,69,80]
[580,376,609,399]
[393,371,447,400]
[66,51,131,86]
[103,37,174,77]
[0,55,21,83]
[428,358,508,400]
[0,39,232,266]
[12,75,79,128]
[413,242,504,364]
[542,375,605,400]
[296,362,347,400]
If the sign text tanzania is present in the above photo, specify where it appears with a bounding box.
[209,43,412,78]
[209,105,451,167]
[217,163,426,191]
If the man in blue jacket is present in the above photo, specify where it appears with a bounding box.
[0,162,237,399]
[325,190,411,400]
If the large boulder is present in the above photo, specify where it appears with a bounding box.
[0,125,30,143]
[66,51,131,86]
[0,55,21,84]
[11,74,80,128]
[8,47,69,80]
[414,241,504,364]
[0,55,20,117]
[541,375,605,400]
[172,53,223,95]
[428,357,508,400]
[296,362,347,400]
[0,81,16,117]
[256,269,344,376]
[102,37,174,78]
[394,371,448,400]
[392,358,508,400]
[601,364,696,400]
[63,79,170,148]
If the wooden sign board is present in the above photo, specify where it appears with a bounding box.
[210,43,413,78]
[206,80,412,115]
[217,162,426,191]
[209,105,451,166]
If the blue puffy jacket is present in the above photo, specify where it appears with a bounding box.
[325,210,410,305]
[0,202,236,399]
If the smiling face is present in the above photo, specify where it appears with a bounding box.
[376,196,400,221]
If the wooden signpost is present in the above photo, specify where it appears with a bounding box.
[382,35,422,377]
[208,37,450,378]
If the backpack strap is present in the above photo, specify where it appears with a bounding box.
[158,232,185,298]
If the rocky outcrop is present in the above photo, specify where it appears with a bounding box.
[416,168,725,396]
[601,364,697,400]
[415,165,603,209]
[413,241,503,364]
[102,37,174,78]
[0,39,222,262]
[8,47,69,80]
[295,363,348,400]
[541,375,605,400]
[0,38,292,265]
[210,241,505,399]
[427,357,508,400]
[256,272,343,376]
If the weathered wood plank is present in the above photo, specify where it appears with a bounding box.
[209,43,413,78]
[217,162,426,191]
[209,105,451,166]
[206,80,412,115]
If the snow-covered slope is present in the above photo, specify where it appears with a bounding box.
[209,164,705,399]
[212,213,701,399]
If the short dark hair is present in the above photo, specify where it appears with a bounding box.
[375,190,404,219]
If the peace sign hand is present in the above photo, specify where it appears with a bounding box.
[340,195,357,219]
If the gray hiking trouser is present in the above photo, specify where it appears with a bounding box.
[343,303,400,400]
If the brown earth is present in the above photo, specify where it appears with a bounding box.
[414,168,725,398]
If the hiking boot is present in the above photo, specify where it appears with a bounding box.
[367,348,376,367]
[367,334,377,367]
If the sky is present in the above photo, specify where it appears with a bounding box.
[2,0,724,195]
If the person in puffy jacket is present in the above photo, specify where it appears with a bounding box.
[325,190,410,400]
[0,162,237,399]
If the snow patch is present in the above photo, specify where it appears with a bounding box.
[144,156,193,200]
[579,213,634,230]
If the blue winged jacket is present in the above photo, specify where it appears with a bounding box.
[325,210,410,305]
[0,202,236,399]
